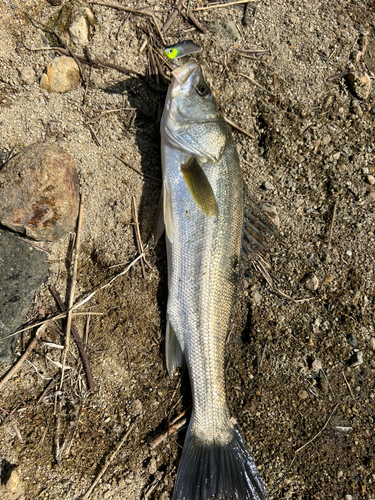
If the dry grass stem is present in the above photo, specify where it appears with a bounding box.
[71,249,149,312]
[294,403,339,454]
[86,108,137,124]
[131,196,146,278]
[224,117,255,139]
[114,154,161,182]
[0,324,47,391]
[238,72,273,95]
[59,193,85,391]
[195,0,257,12]
[82,418,139,500]
[342,371,356,401]
[327,199,338,251]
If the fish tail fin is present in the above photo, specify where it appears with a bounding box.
[173,419,267,500]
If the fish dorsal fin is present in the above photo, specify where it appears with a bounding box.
[164,182,173,242]
[181,157,218,216]
[166,319,185,378]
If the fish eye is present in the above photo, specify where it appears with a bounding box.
[196,84,210,97]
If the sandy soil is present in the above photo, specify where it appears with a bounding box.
[0,0,375,499]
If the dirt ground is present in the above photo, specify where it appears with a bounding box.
[0,0,375,499]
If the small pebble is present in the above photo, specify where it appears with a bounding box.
[321,135,331,146]
[349,351,363,368]
[130,399,143,416]
[54,0,96,46]
[252,291,262,305]
[311,359,322,372]
[369,337,375,351]
[346,250,352,257]
[298,389,308,400]
[260,203,280,228]
[301,272,319,291]
[347,333,357,348]
[103,490,113,500]
[367,175,375,185]
[345,495,353,500]
[346,71,372,100]
[323,273,334,285]
[148,458,157,475]
[17,66,35,85]
[262,180,275,191]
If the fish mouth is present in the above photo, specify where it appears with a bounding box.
[171,61,199,94]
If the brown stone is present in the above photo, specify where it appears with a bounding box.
[40,56,80,93]
[0,143,79,241]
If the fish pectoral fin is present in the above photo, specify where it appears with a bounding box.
[166,319,185,378]
[163,182,173,242]
[181,157,218,216]
[152,190,165,246]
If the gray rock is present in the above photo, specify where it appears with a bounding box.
[0,229,49,364]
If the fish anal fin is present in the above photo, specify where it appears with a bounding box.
[181,157,218,217]
[166,320,184,378]
[151,191,165,246]
[164,182,173,242]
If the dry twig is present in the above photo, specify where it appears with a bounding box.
[238,72,273,95]
[0,324,46,391]
[342,371,356,401]
[162,0,185,32]
[150,407,191,449]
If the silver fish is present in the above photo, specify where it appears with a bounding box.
[160,59,268,500]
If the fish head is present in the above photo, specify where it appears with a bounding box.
[163,61,227,162]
